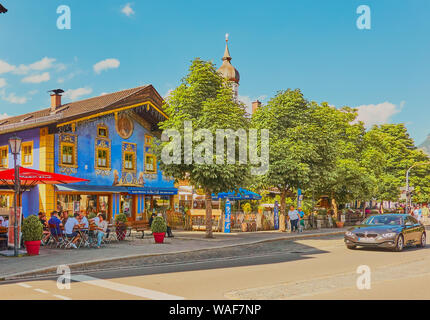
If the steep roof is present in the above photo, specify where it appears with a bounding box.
[0,85,165,134]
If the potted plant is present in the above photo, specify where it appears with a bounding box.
[115,213,128,241]
[151,216,167,243]
[332,216,344,228]
[22,215,43,256]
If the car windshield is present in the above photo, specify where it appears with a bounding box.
[363,215,403,226]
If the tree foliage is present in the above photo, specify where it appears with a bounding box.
[154,58,250,238]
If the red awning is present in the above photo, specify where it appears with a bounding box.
[0,167,89,188]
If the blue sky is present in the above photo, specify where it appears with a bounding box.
[0,0,429,144]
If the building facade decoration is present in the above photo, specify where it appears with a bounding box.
[58,133,78,174]
[115,113,134,139]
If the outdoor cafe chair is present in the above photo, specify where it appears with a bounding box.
[48,224,65,248]
[88,223,99,248]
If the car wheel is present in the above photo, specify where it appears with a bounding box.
[346,244,356,250]
[394,234,404,252]
[417,233,426,248]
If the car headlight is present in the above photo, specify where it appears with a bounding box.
[379,232,397,239]
[345,231,355,237]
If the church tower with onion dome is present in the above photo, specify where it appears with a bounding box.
[217,34,240,101]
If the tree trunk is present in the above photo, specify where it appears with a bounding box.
[205,191,213,238]
[331,196,338,220]
[279,188,286,231]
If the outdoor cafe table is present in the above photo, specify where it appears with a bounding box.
[73,225,90,248]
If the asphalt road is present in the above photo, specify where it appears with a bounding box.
[1,234,429,300]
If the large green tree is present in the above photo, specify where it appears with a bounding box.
[362,124,430,205]
[154,58,249,238]
[308,107,378,216]
[251,89,342,224]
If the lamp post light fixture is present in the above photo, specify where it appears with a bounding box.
[8,133,22,257]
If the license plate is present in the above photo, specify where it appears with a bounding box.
[358,237,375,242]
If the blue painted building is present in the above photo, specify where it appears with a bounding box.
[0,85,177,221]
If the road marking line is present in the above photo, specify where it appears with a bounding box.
[71,275,184,300]
[34,288,49,294]
[17,283,32,288]
[53,295,72,300]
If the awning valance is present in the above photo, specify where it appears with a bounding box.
[55,185,127,193]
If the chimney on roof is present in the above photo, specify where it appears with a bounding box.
[49,89,64,113]
[252,100,261,114]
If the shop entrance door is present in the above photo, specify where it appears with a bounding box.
[120,195,134,221]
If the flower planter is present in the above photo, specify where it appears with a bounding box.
[336,221,344,228]
[25,240,41,256]
[153,232,166,243]
[116,225,127,241]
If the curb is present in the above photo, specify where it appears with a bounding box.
[0,230,345,281]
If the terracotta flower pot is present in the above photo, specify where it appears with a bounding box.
[25,240,41,256]
[153,232,166,243]
[336,221,344,228]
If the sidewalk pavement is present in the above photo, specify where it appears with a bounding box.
[0,228,346,280]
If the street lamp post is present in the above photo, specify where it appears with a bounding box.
[8,134,22,257]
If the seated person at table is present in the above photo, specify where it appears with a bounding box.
[64,213,81,249]
[0,216,7,240]
[79,212,89,229]
[93,213,101,226]
[48,211,63,236]
[2,217,8,228]
[39,212,50,243]
[96,214,108,248]
[60,211,68,225]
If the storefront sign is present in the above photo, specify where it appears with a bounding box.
[8,207,22,249]
[274,201,279,230]
[224,200,231,233]
[127,187,178,195]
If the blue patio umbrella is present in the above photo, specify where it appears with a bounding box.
[212,188,262,200]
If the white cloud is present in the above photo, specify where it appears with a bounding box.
[63,87,93,101]
[13,57,57,75]
[93,58,120,74]
[354,101,403,127]
[1,92,27,104]
[121,3,135,16]
[0,78,6,88]
[0,57,59,76]
[21,72,50,84]
[0,60,15,74]
[29,57,56,71]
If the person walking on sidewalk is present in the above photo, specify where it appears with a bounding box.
[288,206,300,233]
[298,207,305,232]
